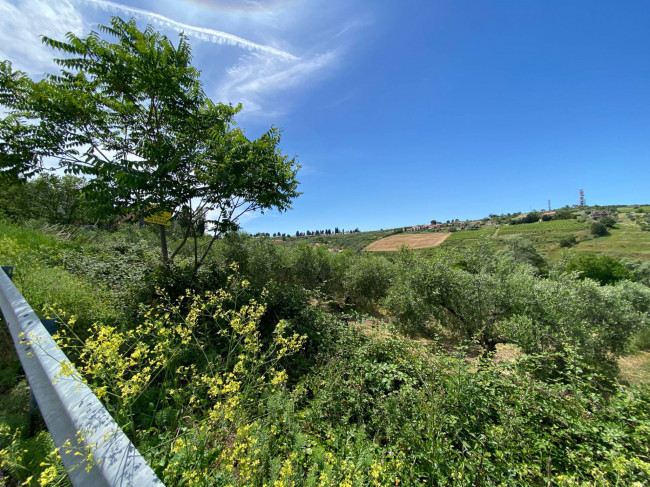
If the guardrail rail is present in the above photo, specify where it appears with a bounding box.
[0,267,163,486]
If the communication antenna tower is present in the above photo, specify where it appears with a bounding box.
[548,200,551,211]
[579,189,584,207]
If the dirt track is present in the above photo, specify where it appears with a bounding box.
[364,233,451,251]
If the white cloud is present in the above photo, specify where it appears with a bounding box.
[217,50,338,117]
[0,0,85,75]
[81,0,298,61]
[0,0,356,118]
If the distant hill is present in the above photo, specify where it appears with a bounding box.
[280,205,650,261]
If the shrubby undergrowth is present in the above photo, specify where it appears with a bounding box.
[1,222,650,486]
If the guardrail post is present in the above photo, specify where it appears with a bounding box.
[29,318,60,428]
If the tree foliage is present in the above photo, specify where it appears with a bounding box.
[0,174,92,224]
[564,253,633,285]
[553,208,576,220]
[600,216,617,228]
[559,235,577,248]
[0,18,300,268]
[591,222,608,237]
[386,243,534,350]
[385,243,648,367]
[510,211,541,225]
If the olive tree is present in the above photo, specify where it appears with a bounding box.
[0,17,300,269]
[501,276,650,372]
[386,243,536,351]
[386,243,649,371]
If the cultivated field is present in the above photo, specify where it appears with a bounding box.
[499,220,587,235]
[446,227,497,240]
[365,232,451,251]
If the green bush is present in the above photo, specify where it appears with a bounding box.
[553,209,577,220]
[564,253,633,285]
[342,254,394,310]
[385,243,647,372]
[0,174,94,225]
[386,244,536,350]
[288,242,339,293]
[559,235,578,247]
[511,211,541,224]
[305,335,650,486]
[600,217,617,228]
[504,236,547,273]
[384,249,441,334]
[622,259,650,286]
[591,221,608,236]
[633,327,650,351]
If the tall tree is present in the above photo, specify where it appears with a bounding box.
[0,17,300,269]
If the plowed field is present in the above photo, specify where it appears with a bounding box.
[365,233,451,251]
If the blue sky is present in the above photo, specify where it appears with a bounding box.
[2,1,649,233]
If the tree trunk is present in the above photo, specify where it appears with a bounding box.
[159,224,169,264]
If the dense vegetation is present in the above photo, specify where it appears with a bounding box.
[1,214,650,486]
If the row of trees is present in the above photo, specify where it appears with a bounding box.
[252,229,364,238]
[250,228,363,239]
[291,228,361,237]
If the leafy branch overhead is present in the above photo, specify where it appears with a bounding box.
[0,17,300,267]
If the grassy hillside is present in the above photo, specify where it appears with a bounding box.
[576,215,650,260]
[618,205,650,213]
[286,207,650,263]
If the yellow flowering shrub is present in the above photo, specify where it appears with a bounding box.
[47,265,308,485]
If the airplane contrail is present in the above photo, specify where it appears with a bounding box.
[81,0,298,61]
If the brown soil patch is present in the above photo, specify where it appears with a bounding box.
[365,233,451,251]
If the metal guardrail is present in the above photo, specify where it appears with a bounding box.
[0,267,163,486]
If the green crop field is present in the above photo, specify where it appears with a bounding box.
[499,220,588,235]
[618,205,650,213]
[446,227,496,240]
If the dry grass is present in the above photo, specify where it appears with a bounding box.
[493,343,523,363]
[618,351,650,385]
[365,233,451,251]
[355,319,395,341]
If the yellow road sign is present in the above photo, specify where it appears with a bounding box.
[144,211,172,226]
